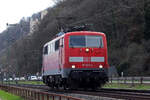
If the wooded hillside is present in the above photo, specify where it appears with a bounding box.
[0,0,150,77]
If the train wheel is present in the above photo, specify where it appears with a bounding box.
[69,81,78,90]
[51,83,55,90]
[63,85,67,90]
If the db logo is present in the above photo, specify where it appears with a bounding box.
[83,57,91,62]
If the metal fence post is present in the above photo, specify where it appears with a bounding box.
[53,95,55,100]
[117,77,119,84]
[111,76,112,84]
[124,77,126,84]
[24,90,27,99]
[34,92,36,100]
[47,95,49,100]
[27,90,29,100]
[38,93,40,100]
[42,93,44,100]
[59,96,61,100]
[132,77,134,86]
[140,77,143,84]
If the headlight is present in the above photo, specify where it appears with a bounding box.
[99,65,103,68]
[85,48,89,52]
[72,65,76,68]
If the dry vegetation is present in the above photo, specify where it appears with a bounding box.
[0,0,150,77]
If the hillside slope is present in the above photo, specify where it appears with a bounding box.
[0,0,150,76]
[0,18,30,52]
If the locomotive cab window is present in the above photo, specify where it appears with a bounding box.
[43,45,48,55]
[69,35,103,48]
[60,38,64,47]
[55,39,60,51]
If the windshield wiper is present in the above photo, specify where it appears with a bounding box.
[70,42,74,48]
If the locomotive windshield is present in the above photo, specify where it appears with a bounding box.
[69,35,103,48]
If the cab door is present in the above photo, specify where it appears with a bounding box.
[59,38,64,72]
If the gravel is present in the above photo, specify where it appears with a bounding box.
[63,93,124,100]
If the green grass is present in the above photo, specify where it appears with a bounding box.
[3,80,44,85]
[18,80,44,85]
[103,83,150,90]
[0,90,23,100]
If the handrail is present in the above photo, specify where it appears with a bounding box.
[0,84,83,100]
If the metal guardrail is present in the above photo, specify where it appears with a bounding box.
[109,77,150,85]
[0,84,83,100]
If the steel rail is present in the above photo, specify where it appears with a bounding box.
[69,89,150,100]
[2,83,150,100]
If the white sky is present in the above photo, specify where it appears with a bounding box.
[0,0,54,33]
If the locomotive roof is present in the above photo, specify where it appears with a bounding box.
[65,31,105,35]
[44,34,65,47]
[44,31,105,47]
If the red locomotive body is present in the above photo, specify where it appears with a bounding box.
[42,31,109,89]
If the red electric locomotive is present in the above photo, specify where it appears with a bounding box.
[42,31,109,89]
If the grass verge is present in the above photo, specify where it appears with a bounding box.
[103,83,150,90]
[3,80,44,85]
[0,90,23,100]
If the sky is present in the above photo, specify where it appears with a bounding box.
[0,0,54,33]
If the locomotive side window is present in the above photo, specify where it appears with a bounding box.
[48,44,51,54]
[52,43,55,52]
[63,38,64,47]
[55,40,60,51]
[43,45,48,55]
[60,38,64,47]
[49,43,55,54]
[69,35,103,48]
[50,43,52,54]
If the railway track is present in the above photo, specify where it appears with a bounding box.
[4,84,150,100]
[70,89,150,100]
